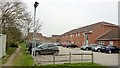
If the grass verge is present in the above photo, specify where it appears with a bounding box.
[36,62,106,68]
[2,47,16,64]
[12,42,33,66]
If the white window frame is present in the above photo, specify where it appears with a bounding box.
[78,33,80,36]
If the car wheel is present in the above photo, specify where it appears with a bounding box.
[35,51,40,56]
[53,51,58,56]
[117,50,120,53]
[97,49,100,52]
[101,51,103,53]
[108,50,112,54]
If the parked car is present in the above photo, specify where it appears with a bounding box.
[80,45,91,50]
[66,44,78,48]
[35,43,59,55]
[92,44,105,52]
[100,45,120,54]
[62,43,67,47]
[89,44,97,50]
[28,41,42,54]
[54,43,63,46]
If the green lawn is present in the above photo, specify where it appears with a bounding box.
[12,42,33,66]
[36,62,107,68]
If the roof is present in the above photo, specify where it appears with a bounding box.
[28,32,42,36]
[51,35,61,37]
[61,21,118,36]
[97,28,120,41]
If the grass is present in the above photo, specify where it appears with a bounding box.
[12,42,33,66]
[36,62,107,68]
[2,47,17,64]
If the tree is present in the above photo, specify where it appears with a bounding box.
[0,1,31,46]
[6,26,22,44]
[23,17,43,41]
[0,1,27,34]
[0,0,42,44]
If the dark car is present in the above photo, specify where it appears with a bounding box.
[66,44,78,48]
[100,45,120,54]
[28,41,42,54]
[80,45,91,50]
[35,43,59,55]
[62,43,67,47]
[55,43,63,46]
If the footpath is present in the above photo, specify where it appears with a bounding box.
[2,46,21,66]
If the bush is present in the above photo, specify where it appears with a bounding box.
[9,42,18,48]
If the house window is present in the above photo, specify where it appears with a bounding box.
[78,33,80,36]
[70,34,73,37]
[76,33,77,37]
[98,41,104,45]
[72,34,74,37]
[65,35,67,38]
[109,41,113,45]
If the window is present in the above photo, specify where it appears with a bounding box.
[109,41,113,45]
[70,34,73,37]
[48,44,55,47]
[98,41,104,45]
[78,33,80,36]
[72,34,74,37]
[76,33,77,37]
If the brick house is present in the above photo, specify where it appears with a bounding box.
[97,28,120,48]
[60,22,119,47]
[51,35,61,43]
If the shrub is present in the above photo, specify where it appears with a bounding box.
[9,42,18,48]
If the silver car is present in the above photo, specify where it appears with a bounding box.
[92,45,105,52]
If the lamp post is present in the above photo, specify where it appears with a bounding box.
[32,1,39,65]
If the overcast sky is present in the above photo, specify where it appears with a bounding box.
[22,0,119,37]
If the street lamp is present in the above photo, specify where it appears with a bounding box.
[32,1,39,64]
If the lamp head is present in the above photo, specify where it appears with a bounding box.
[34,1,39,8]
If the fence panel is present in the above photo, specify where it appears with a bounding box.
[36,52,93,65]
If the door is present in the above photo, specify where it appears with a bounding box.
[40,44,49,54]
[47,44,55,54]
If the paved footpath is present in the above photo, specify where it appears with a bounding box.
[2,46,21,66]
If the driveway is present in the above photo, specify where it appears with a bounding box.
[35,46,119,66]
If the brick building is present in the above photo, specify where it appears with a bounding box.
[51,35,61,43]
[60,22,119,47]
[97,28,120,48]
[27,33,54,43]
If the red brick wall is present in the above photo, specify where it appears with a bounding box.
[60,24,119,47]
[113,41,120,48]
[87,25,118,45]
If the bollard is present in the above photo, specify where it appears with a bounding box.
[69,52,71,63]
[53,54,55,64]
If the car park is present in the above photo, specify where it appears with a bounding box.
[100,45,120,54]
[35,43,59,55]
[80,45,91,50]
[66,44,78,48]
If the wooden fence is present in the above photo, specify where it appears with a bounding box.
[36,52,93,65]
